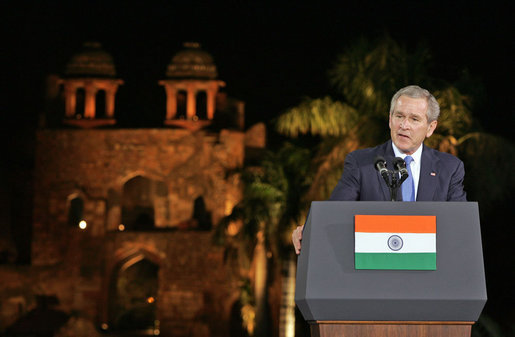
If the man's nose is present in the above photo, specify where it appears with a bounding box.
[400,119,410,129]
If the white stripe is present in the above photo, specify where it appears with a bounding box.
[355,233,436,253]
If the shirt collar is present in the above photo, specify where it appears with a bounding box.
[391,141,423,164]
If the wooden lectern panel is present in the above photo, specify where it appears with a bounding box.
[310,321,473,337]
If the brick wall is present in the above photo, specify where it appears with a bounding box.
[9,127,250,336]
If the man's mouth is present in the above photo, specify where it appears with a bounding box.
[398,134,410,140]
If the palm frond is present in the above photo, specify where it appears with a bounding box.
[329,35,432,117]
[275,97,358,138]
[303,136,361,202]
[434,86,474,137]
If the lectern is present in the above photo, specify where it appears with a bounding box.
[295,201,486,337]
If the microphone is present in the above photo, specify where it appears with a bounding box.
[393,157,409,184]
[374,156,389,182]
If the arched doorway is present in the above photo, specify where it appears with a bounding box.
[110,256,159,333]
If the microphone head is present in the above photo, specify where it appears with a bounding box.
[393,157,406,169]
[374,156,387,171]
[393,157,409,182]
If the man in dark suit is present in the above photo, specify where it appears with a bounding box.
[292,85,466,254]
[329,140,467,202]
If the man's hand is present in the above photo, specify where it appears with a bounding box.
[292,225,304,255]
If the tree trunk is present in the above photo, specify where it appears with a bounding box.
[279,253,296,337]
[253,228,270,336]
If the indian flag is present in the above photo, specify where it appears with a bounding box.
[354,215,436,270]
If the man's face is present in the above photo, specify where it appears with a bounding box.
[389,95,437,155]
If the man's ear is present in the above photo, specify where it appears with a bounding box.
[426,120,437,138]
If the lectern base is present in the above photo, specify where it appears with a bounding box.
[310,321,474,337]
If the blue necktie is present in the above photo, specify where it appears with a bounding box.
[402,156,415,202]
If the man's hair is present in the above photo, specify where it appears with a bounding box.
[389,85,440,122]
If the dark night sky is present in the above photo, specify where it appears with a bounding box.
[3,0,514,138]
[1,0,515,332]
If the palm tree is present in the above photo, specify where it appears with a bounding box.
[215,143,312,336]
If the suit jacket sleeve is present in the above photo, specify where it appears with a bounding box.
[447,159,467,201]
[329,151,360,201]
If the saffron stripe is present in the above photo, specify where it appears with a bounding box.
[355,215,436,233]
[355,253,437,270]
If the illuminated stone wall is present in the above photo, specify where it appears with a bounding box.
[32,128,244,264]
[17,126,258,336]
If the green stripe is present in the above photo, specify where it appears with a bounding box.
[355,253,436,270]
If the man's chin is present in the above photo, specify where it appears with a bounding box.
[393,140,413,154]
[394,138,408,147]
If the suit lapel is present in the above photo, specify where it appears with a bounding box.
[417,144,439,201]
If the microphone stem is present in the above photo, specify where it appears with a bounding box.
[390,186,398,201]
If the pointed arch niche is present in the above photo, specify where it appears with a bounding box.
[67,196,84,228]
[117,175,169,231]
[67,192,87,228]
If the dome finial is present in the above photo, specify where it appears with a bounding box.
[183,42,200,49]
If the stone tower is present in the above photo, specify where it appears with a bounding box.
[59,41,123,128]
[159,42,238,130]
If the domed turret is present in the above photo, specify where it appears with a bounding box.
[166,42,217,79]
[159,42,226,130]
[60,42,123,128]
[65,42,117,78]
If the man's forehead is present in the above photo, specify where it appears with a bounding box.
[396,95,428,110]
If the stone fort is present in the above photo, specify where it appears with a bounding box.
[1,41,270,337]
